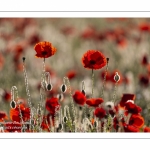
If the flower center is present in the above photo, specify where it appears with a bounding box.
[90,60,96,65]
[42,51,47,56]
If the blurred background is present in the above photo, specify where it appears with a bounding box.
[0,18,150,125]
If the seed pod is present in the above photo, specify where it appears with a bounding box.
[94,121,98,128]
[59,123,63,130]
[10,101,16,109]
[47,83,53,91]
[61,84,67,93]
[63,116,68,123]
[114,72,120,82]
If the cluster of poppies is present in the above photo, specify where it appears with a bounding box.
[0,40,150,133]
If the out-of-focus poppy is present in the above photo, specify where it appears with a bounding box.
[2,91,11,102]
[46,97,60,115]
[86,98,104,107]
[73,91,86,106]
[82,50,107,70]
[139,75,149,87]
[0,111,8,121]
[10,104,30,122]
[34,41,56,58]
[61,26,75,35]
[120,94,136,107]
[66,70,77,80]
[143,126,150,132]
[141,55,148,66]
[94,107,106,119]
[29,34,41,45]
[0,53,4,71]
[139,22,150,32]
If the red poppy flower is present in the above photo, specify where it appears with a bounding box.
[66,70,77,80]
[120,94,135,107]
[61,26,75,35]
[46,97,60,115]
[129,114,144,128]
[124,124,139,132]
[41,116,50,131]
[2,91,11,102]
[82,50,107,70]
[144,126,150,132]
[94,107,106,119]
[73,91,86,106]
[81,26,96,39]
[139,75,149,87]
[0,111,8,121]
[0,53,4,71]
[124,101,141,114]
[141,55,148,66]
[34,41,57,58]
[5,121,22,132]
[10,104,30,122]
[139,22,150,32]
[86,98,104,107]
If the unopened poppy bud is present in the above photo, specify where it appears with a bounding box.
[61,84,67,93]
[10,100,16,109]
[63,116,68,123]
[47,83,53,91]
[22,57,26,62]
[94,121,98,128]
[81,89,86,95]
[89,124,92,129]
[79,106,82,111]
[57,93,64,101]
[114,72,120,82]
[106,58,109,63]
[59,123,63,130]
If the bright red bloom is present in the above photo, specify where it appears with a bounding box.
[2,91,11,102]
[0,111,8,121]
[82,50,107,70]
[34,41,56,58]
[94,107,106,119]
[124,124,139,132]
[86,98,104,107]
[124,101,142,114]
[144,126,150,132]
[73,91,86,106]
[120,94,135,107]
[129,114,144,128]
[10,104,30,122]
[66,70,77,80]
[46,98,60,115]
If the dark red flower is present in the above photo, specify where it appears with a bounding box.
[10,104,30,122]
[0,111,8,121]
[34,41,56,58]
[120,94,135,107]
[2,91,11,102]
[66,70,77,80]
[139,75,149,87]
[129,114,144,128]
[124,124,139,132]
[124,101,142,114]
[141,55,148,66]
[46,98,60,115]
[94,107,106,119]
[144,126,150,132]
[81,26,96,39]
[82,50,107,70]
[86,98,104,107]
[73,91,86,106]
[139,22,150,32]
[5,121,22,132]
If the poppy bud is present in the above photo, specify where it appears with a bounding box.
[89,124,92,129]
[57,93,64,101]
[22,57,26,62]
[114,72,120,82]
[79,106,82,111]
[81,89,86,95]
[10,100,16,109]
[59,123,63,130]
[94,121,98,128]
[61,84,67,93]
[47,83,53,91]
[63,116,68,123]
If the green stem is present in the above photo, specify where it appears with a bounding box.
[91,69,94,98]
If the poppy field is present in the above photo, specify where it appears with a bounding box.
[0,18,150,132]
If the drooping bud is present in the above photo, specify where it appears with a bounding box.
[114,72,120,82]
[63,116,68,123]
[61,84,67,93]
[10,100,16,109]
[94,121,98,128]
[59,123,63,130]
[47,83,53,91]
[22,57,26,62]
